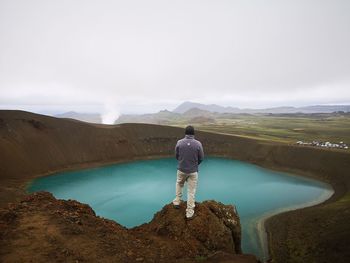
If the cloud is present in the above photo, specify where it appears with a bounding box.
[0,0,349,114]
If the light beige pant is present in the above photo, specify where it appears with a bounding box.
[172,170,198,218]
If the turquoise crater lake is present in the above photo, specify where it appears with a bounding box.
[28,157,333,260]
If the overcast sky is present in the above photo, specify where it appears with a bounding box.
[1,0,350,122]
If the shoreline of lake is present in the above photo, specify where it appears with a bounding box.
[26,156,334,261]
[255,181,334,262]
[13,154,348,263]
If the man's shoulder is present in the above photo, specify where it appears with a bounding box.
[194,139,202,145]
[177,138,185,143]
[190,139,202,149]
[176,138,186,146]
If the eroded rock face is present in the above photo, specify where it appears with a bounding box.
[0,192,258,263]
[139,200,242,255]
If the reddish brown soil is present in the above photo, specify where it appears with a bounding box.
[0,192,258,263]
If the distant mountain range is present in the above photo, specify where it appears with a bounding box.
[116,102,350,124]
[173,101,240,114]
[54,111,102,124]
[53,102,350,124]
[173,101,350,114]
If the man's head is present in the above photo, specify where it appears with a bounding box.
[185,125,195,135]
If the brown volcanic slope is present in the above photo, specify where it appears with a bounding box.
[0,110,350,262]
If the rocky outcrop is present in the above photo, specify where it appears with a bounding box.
[136,200,242,255]
[0,192,259,263]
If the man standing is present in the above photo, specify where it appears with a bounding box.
[173,125,204,219]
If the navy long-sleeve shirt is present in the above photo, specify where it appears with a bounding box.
[175,135,204,173]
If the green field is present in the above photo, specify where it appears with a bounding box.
[171,113,350,145]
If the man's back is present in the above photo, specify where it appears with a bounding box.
[175,134,204,173]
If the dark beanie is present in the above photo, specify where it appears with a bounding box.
[185,125,195,135]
